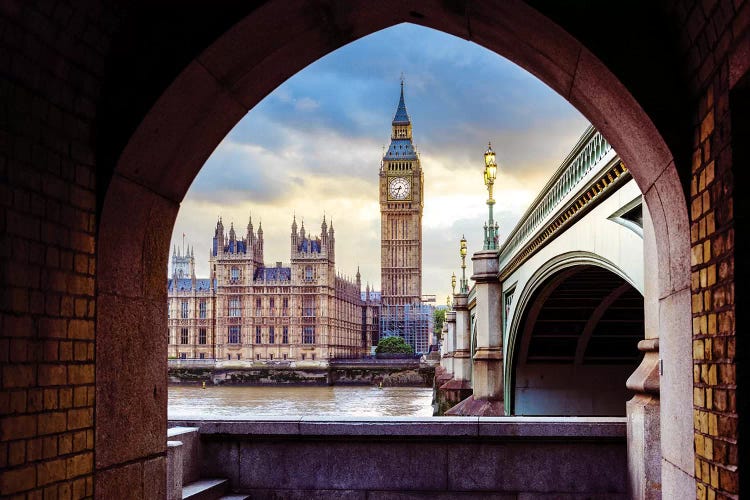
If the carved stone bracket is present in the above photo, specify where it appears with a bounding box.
[626,338,659,395]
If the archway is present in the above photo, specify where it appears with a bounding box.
[95,2,692,495]
[510,265,643,416]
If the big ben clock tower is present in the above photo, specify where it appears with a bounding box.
[380,81,423,308]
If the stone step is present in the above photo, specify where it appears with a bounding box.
[182,479,228,500]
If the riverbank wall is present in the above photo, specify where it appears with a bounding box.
[168,361,435,387]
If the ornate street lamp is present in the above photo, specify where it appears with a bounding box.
[451,272,457,296]
[483,142,499,250]
[460,235,469,293]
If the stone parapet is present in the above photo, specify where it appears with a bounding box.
[168,417,627,497]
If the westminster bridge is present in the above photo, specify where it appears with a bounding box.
[437,126,676,498]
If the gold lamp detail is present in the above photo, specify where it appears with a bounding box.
[483,142,499,250]
[459,235,468,293]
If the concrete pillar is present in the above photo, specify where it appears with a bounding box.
[446,250,504,415]
[471,250,503,401]
[167,440,183,500]
[444,313,455,376]
[626,340,661,500]
[452,294,472,384]
[625,204,661,499]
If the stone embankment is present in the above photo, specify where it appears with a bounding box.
[168,361,435,387]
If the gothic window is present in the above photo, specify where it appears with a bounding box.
[181,301,188,319]
[305,266,313,282]
[199,300,207,319]
[282,326,289,344]
[198,328,207,345]
[180,328,188,344]
[167,302,170,318]
[237,354,241,360]
[228,326,241,344]
[255,326,261,344]
[255,298,262,316]
[180,352,187,359]
[229,297,241,317]
[269,326,275,344]
[230,267,240,281]
[199,353,205,359]
[303,297,315,317]
[269,298,275,315]
[283,354,287,360]
[303,326,315,344]
[282,297,289,316]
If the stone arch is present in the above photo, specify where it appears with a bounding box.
[95,1,692,495]
[506,260,643,416]
[504,251,641,407]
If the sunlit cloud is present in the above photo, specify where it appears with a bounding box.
[171,23,589,303]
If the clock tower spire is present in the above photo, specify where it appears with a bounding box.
[379,80,423,309]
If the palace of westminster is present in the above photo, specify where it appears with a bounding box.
[167,83,432,362]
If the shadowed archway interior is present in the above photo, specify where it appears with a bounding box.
[512,265,643,416]
[93,1,693,496]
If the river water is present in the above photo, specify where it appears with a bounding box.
[168,385,435,419]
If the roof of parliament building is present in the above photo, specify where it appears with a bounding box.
[167,278,214,292]
[253,266,292,281]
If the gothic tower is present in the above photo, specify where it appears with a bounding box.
[379,81,423,307]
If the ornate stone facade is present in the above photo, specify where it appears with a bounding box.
[167,216,379,362]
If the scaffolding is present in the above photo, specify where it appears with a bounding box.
[379,302,433,354]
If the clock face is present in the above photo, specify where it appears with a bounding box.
[388,177,411,200]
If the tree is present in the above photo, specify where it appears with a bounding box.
[375,336,414,354]
[433,308,446,339]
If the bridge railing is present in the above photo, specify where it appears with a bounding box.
[497,126,613,268]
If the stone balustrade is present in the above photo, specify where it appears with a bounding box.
[168,417,627,497]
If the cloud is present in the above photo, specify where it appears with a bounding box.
[295,97,320,112]
[172,22,589,304]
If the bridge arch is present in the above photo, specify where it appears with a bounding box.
[505,254,644,415]
[94,1,692,494]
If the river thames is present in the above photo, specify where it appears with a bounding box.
[168,385,435,419]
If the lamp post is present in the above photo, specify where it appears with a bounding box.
[460,235,468,293]
[483,142,499,250]
[451,272,457,297]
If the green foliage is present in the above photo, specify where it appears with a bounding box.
[375,335,414,354]
[433,308,446,337]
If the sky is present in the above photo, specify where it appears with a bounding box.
[170,23,589,303]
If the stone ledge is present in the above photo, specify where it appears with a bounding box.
[169,416,626,439]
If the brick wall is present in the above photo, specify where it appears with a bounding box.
[0,1,112,497]
[674,0,749,497]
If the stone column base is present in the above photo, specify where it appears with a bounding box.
[433,366,468,415]
[627,394,661,499]
[445,395,505,416]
